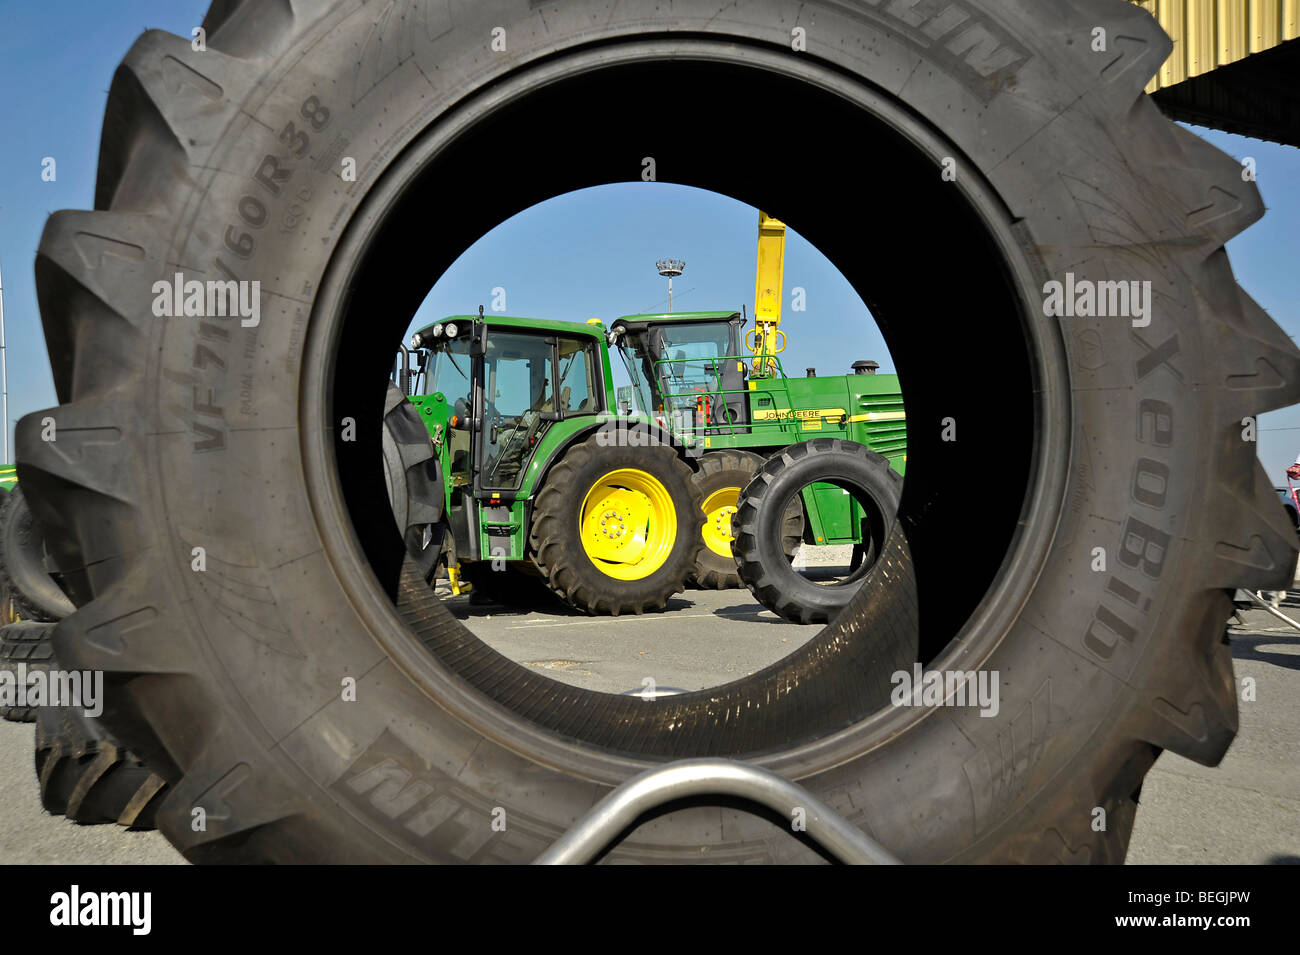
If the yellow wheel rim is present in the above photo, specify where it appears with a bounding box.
[700,486,740,559]
[579,468,677,580]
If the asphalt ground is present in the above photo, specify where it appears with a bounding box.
[1,564,1296,864]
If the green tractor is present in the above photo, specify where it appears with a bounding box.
[605,308,906,589]
[397,313,704,616]
[394,305,906,616]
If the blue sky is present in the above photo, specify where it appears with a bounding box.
[2,1,1299,483]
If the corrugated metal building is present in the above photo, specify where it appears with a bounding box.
[1133,1,1300,145]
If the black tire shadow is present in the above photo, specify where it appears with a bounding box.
[1229,631,1300,671]
[712,603,812,626]
[440,590,696,620]
[791,564,856,584]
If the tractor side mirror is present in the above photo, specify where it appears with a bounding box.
[449,397,471,431]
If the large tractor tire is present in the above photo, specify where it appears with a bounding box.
[735,439,902,624]
[0,621,168,826]
[0,486,73,622]
[18,0,1299,863]
[381,382,445,582]
[689,449,800,589]
[35,703,169,830]
[530,434,703,615]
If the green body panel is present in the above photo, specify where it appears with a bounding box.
[0,464,15,493]
[801,483,862,545]
[698,370,907,473]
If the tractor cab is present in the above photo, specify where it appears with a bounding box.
[409,315,606,490]
[403,314,610,565]
[607,310,750,435]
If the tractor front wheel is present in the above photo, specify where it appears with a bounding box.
[530,434,702,615]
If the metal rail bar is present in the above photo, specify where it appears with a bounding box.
[1242,589,1300,632]
[533,758,901,865]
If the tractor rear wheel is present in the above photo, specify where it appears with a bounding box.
[530,434,702,615]
[690,450,762,589]
[691,450,801,589]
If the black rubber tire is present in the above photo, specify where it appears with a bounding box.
[17,0,1300,864]
[735,439,902,624]
[688,450,765,589]
[0,621,55,723]
[529,434,703,615]
[382,382,445,581]
[0,486,73,622]
[35,703,169,829]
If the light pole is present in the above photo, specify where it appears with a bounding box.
[656,258,684,313]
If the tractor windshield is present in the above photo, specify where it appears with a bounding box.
[618,321,736,415]
[481,331,599,490]
[629,321,748,436]
[427,336,472,406]
[653,322,732,391]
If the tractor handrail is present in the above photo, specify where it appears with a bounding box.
[650,351,792,438]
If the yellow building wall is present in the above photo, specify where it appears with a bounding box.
[1132,1,1300,91]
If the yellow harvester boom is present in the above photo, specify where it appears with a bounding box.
[749,211,787,378]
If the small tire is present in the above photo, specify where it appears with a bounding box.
[530,433,703,615]
[0,486,73,622]
[735,439,902,624]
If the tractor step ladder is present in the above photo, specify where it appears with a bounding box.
[533,757,901,865]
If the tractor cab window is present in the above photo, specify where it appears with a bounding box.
[479,331,599,491]
[646,322,747,431]
[650,322,734,396]
[556,338,597,414]
[481,332,550,490]
[489,340,550,418]
[427,336,472,406]
[426,336,473,477]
